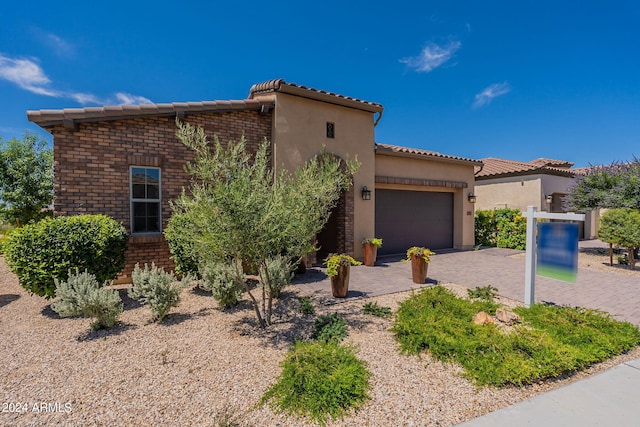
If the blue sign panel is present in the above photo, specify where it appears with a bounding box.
[536,222,579,282]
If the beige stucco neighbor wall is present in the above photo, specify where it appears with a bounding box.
[374,154,477,249]
[258,92,377,259]
[475,175,543,211]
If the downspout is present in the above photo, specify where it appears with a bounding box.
[373,111,383,127]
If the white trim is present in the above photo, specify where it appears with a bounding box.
[129,166,162,234]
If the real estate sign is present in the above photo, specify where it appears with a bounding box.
[536,222,579,282]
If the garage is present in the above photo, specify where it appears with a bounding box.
[375,189,453,255]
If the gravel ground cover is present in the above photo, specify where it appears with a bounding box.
[2,257,639,427]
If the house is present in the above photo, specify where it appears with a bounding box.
[474,157,599,238]
[27,79,480,278]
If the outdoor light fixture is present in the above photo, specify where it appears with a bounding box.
[468,192,477,203]
[545,194,553,204]
[361,186,371,200]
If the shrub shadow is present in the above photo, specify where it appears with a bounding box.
[116,288,143,311]
[41,304,64,319]
[76,322,138,342]
[230,290,381,349]
[0,293,20,308]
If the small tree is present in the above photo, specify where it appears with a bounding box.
[165,121,358,328]
[566,158,640,211]
[0,132,53,225]
[598,208,640,268]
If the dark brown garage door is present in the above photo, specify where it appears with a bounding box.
[375,189,453,255]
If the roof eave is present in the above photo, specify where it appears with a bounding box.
[277,84,383,113]
[475,169,575,180]
[375,146,482,166]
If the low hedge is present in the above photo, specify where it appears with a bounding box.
[5,214,128,298]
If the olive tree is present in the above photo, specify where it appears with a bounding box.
[598,208,640,267]
[166,121,358,328]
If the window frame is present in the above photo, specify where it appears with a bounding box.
[129,166,162,234]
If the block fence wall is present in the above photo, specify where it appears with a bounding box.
[51,110,272,280]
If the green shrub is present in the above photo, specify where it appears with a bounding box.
[129,263,184,322]
[51,270,122,329]
[362,301,392,318]
[311,313,348,343]
[4,214,128,298]
[200,260,244,309]
[259,255,294,299]
[0,225,17,255]
[392,286,640,386]
[298,296,315,315]
[475,208,526,249]
[261,341,371,425]
[164,212,201,276]
[467,285,499,302]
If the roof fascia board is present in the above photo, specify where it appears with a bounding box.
[277,84,383,113]
[375,146,482,166]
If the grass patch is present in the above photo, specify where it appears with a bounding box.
[261,341,370,426]
[467,285,499,302]
[311,313,348,343]
[362,301,392,318]
[392,286,640,387]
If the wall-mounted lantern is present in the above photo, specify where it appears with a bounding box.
[468,192,477,203]
[361,186,371,201]
[545,194,553,205]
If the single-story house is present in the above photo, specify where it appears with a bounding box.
[474,157,599,239]
[27,79,480,278]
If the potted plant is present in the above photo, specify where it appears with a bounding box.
[324,253,362,298]
[361,238,383,266]
[404,246,435,284]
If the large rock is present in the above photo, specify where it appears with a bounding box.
[472,311,495,325]
[495,308,521,325]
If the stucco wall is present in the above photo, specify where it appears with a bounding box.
[263,92,377,258]
[374,154,477,249]
[475,175,543,211]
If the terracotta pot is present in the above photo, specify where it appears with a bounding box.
[296,255,307,274]
[330,263,350,298]
[410,255,428,284]
[363,244,378,267]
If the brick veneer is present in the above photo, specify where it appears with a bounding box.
[51,110,272,280]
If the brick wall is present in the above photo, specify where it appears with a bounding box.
[51,110,272,281]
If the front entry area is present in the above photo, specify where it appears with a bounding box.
[375,189,454,255]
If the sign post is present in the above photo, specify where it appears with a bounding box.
[522,206,585,308]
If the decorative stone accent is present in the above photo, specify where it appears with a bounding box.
[472,311,495,325]
[495,308,521,325]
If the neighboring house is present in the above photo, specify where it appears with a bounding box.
[27,79,480,279]
[474,157,599,239]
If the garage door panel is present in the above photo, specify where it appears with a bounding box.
[375,190,453,255]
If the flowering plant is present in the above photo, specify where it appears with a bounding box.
[361,237,383,248]
[324,253,362,277]
[404,246,435,263]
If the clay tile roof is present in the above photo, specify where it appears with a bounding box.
[475,157,576,179]
[27,98,274,127]
[375,143,482,165]
[529,158,574,168]
[249,78,383,113]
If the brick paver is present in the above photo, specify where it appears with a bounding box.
[295,242,640,325]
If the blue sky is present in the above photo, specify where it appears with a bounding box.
[1,1,638,167]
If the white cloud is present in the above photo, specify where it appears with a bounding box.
[45,33,75,57]
[400,41,461,73]
[0,54,60,96]
[0,53,151,106]
[114,92,152,105]
[473,82,511,108]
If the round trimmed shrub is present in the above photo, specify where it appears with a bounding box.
[164,212,200,276]
[5,214,128,298]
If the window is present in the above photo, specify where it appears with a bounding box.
[326,122,335,139]
[130,167,161,233]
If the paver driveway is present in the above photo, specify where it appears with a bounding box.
[295,242,640,326]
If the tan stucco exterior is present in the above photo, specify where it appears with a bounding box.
[375,153,477,249]
[475,173,599,239]
[254,91,377,258]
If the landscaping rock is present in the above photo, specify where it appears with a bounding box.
[472,311,495,325]
[495,308,521,325]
